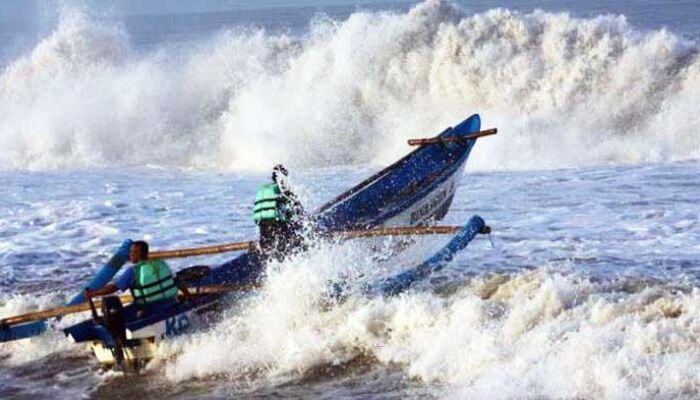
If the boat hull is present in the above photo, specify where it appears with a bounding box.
[64,113,484,369]
[88,300,214,367]
[381,163,463,227]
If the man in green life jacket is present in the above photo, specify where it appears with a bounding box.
[85,241,179,310]
[253,164,306,261]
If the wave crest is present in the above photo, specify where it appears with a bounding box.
[0,1,698,170]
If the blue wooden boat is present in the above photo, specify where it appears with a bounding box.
[5,114,486,368]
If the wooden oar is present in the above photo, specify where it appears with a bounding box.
[408,128,497,146]
[149,225,466,259]
[0,282,261,328]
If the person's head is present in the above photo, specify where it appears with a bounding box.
[129,241,149,263]
[272,164,288,184]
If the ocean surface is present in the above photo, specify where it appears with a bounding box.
[1,1,699,398]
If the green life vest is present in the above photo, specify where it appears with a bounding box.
[253,183,290,224]
[131,259,178,305]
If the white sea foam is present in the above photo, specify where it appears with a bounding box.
[0,160,698,397]
[0,1,698,171]
[0,292,80,365]
[164,264,700,399]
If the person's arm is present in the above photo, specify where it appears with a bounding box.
[113,267,135,291]
[84,267,135,300]
[280,185,305,216]
[290,197,305,216]
[85,283,118,299]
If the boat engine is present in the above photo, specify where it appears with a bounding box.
[99,295,127,368]
[101,296,127,342]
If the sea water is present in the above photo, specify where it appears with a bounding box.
[1,1,699,398]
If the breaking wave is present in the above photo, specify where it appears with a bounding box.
[164,260,700,399]
[0,0,699,171]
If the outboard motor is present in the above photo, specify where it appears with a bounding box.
[98,295,127,368]
[101,296,127,343]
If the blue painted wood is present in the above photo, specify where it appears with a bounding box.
[374,215,486,296]
[0,320,47,342]
[315,114,481,231]
[64,113,486,347]
[1,240,132,343]
[211,114,482,286]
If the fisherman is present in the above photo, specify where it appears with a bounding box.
[85,240,179,309]
[252,164,306,261]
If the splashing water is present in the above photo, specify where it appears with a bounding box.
[0,1,698,171]
[2,158,697,398]
[161,265,700,399]
[1,1,700,399]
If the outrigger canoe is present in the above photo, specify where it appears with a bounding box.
[2,114,490,369]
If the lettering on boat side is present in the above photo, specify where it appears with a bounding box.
[165,313,191,337]
[409,180,455,224]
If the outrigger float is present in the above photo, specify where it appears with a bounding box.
[1,114,496,370]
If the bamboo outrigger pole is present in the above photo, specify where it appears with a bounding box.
[148,225,467,259]
[0,225,493,327]
[0,282,261,328]
[146,128,498,260]
[407,128,497,146]
[339,225,461,239]
[150,241,255,259]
